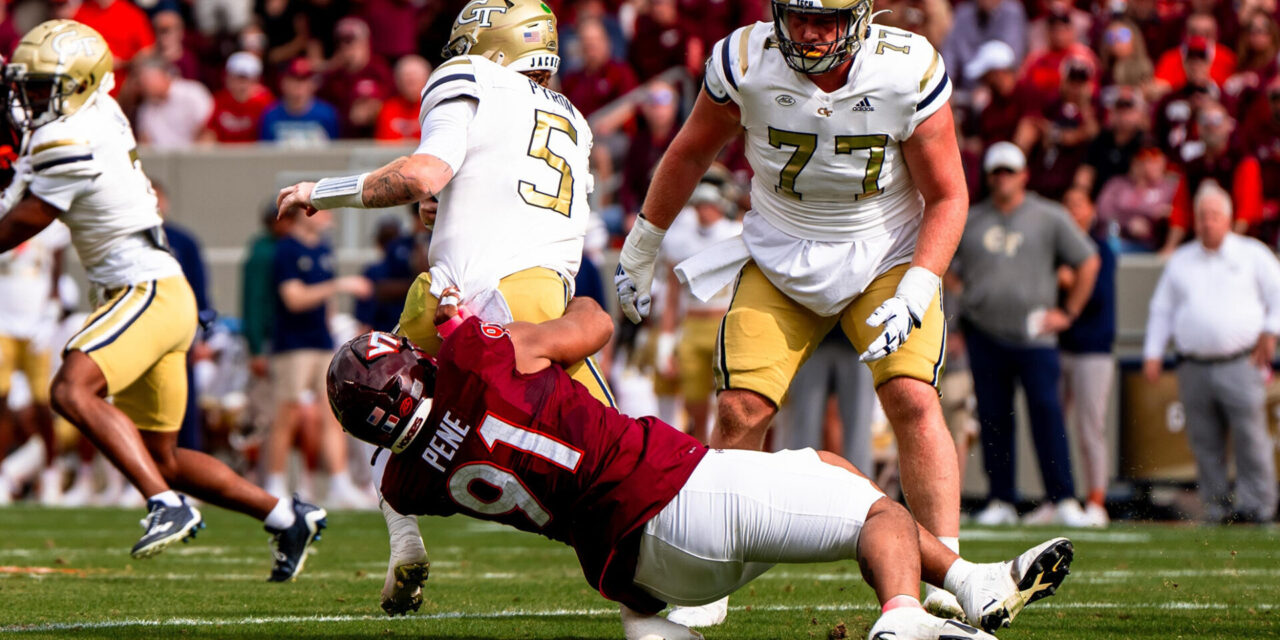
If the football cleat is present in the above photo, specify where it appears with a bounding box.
[868,606,997,640]
[131,496,203,559]
[623,604,705,640]
[957,537,1074,633]
[265,495,327,582]
[381,560,430,616]
[923,588,965,621]
[666,597,728,628]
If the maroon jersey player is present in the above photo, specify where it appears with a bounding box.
[325,298,1074,640]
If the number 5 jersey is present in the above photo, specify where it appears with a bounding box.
[417,55,594,297]
[377,318,707,614]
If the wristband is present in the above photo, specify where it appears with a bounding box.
[621,216,667,264]
[894,266,941,321]
[310,173,369,210]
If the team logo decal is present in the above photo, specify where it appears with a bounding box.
[366,407,386,426]
[365,332,400,359]
[776,94,796,106]
[51,31,96,61]
[400,397,415,416]
[817,107,833,117]
[480,323,508,339]
[456,0,509,28]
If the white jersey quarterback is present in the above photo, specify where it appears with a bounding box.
[703,21,951,243]
[26,96,181,290]
[417,55,593,297]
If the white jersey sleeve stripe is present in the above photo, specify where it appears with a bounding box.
[916,72,949,113]
[718,35,738,91]
[918,51,940,93]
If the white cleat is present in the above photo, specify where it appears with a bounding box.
[957,537,1074,633]
[923,588,966,621]
[973,500,1018,526]
[623,604,704,640]
[868,606,996,640]
[381,540,430,616]
[665,597,728,628]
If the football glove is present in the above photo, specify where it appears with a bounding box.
[615,216,667,324]
[0,155,32,213]
[861,266,939,362]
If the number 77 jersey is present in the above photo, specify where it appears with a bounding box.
[419,55,594,291]
[378,318,707,613]
[704,21,952,242]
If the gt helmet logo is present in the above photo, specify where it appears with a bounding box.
[50,31,96,60]
[456,0,510,28]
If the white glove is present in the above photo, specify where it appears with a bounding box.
[0,154,32,213]
[379,494,429,616]
[615,216,667,323]
[861,266,940,362]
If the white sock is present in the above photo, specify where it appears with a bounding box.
[264,472,287,498]
[264,496,296,530]
[927,536,961,594]
[148,490,183,508]
[943,558,980,595]
[329,470,355,493]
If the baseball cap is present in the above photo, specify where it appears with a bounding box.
[689,182,723,206]
[226,51,262,78]
[283,57,315,79]
[964,40,1017,82]
[984,141,1026,173]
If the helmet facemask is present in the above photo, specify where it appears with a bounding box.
[772,0,872,75]
[4,66,78,130]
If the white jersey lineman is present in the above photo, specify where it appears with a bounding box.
[417,55,594,297]
[26,96,181,291]
[0,221,69,339]
[700,21,951,315]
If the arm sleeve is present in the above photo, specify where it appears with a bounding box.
[1144,263,1177,359]
[413,97,478,173]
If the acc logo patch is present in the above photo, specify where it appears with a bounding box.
[776,94,796,106]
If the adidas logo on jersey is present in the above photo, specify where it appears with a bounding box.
[852,97,875,112]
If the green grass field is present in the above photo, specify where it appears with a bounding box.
[0,505,1276,639]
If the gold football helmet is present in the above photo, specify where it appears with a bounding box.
[4,20,113,129]
[442,0,560,75]
[771,0,873,74]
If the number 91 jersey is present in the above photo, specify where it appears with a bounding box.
[419,56,594,293]
[704,22,951,242]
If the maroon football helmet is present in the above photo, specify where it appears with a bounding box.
[326,332,437,453]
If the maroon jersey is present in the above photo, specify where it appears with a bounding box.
[379,318,707,614]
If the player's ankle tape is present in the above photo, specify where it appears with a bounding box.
[882,595,922,613]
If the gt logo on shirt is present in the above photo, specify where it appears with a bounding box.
[982,226,1024,257]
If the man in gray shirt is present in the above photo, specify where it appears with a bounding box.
[949,142,1100,527]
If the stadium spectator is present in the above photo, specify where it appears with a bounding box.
[627,0,700,81]
[962,40,1024,148]
[1163,102,1262,252]
[256,0,311,66]
[133,55,215,149]
[1015,57,1100,200]
[319,17,392,138]
[1122,0,1182,62]
[200,51,275,143]
[1096,142,1178,253]
[561,19,639,118]
[618,79,679,214]
[259,58,339,145]
[558,0,629,74]
[1152,60,1220,157]
[942,0,1028,92]
[1074,86,1150,198]
[951,143,1098,528]
[1018,12,1099,101]
[776,330,877,474]
[1241,76,1280,245]
[192,0,254,38]
[359,0,422,61]
[1097,18,1155,92]
[676,0,765,58]
[373,55,430,144]
[151,9,200,82]
[265,207,372,506]
[74,0,155,72]
[1144,181,1280,524]
[303,0,349,58]
[354,215,410,334]
[1222,15,1278,122]
[1057,188,1116,528]
[240,205,295,447]
[1026,0,1092,58]
[1153,14,1236,93]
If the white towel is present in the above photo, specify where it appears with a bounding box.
[674,234,751,303]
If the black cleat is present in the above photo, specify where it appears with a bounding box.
[131,496,203,559]
[265,495,327,582]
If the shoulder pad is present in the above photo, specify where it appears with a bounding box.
[704,23,762,105]
[29,124,98,179]
[419,57,481,124]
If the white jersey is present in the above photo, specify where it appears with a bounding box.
[704,22,952,242]
[663,215,742,311]
[0,221,69,337]
[27,96,181,289]
[417,56,593,297]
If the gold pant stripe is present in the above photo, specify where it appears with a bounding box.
[67,281,156,353]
